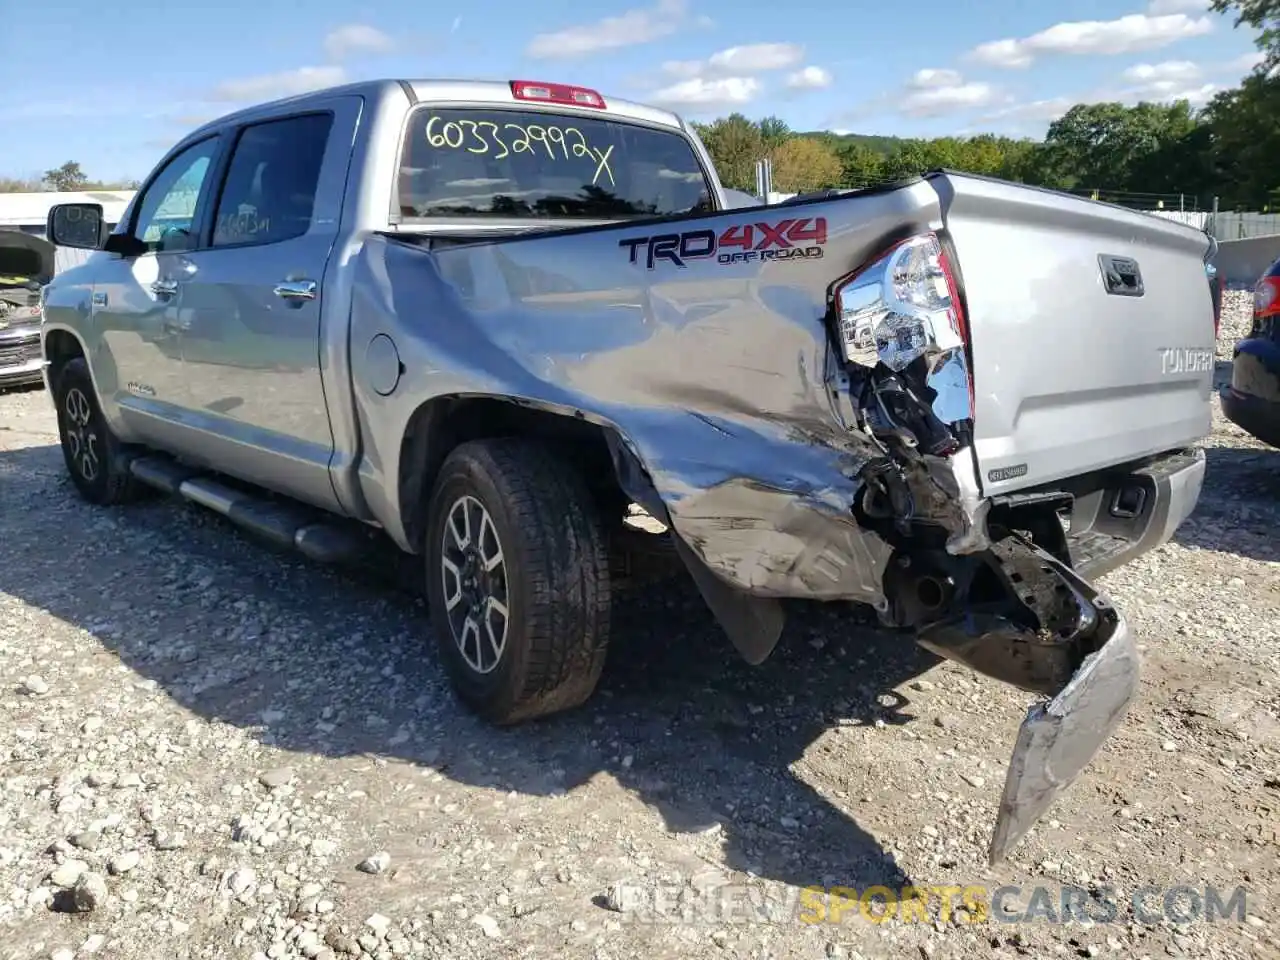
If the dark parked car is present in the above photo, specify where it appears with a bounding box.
[0,231,52,389]
[1221,254,1280,448]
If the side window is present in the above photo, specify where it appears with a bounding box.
[211,113,334,248]
[130,138,220,254]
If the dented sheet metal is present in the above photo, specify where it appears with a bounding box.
[348,180,968,607]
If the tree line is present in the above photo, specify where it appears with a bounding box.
[694,0,1280,211]
[693,70,1280,211]
[8,86,1278,210]
[0,162,138,194]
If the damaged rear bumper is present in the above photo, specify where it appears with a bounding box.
[990,604,1137,864]
[916,536,1139,863]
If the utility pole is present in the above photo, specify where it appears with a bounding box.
[755,158,773,201]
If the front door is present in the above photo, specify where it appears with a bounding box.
[92,135,222,446]
[171,101,359,511]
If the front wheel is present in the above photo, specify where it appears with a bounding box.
[53,357,144,505]
[424,438,611,725]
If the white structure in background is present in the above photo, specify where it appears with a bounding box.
[1148,209,1211,230]
[0,190,136,274]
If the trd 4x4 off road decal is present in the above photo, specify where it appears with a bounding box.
[619,217,828,270]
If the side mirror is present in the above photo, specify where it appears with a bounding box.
[46,203,108,250]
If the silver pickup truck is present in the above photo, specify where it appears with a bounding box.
[40,78,1217,865]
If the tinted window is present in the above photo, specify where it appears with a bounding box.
[398,109,712,219]
[212,113,333,247]
[132,138,220,253]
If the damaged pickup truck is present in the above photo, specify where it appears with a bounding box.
[41,78,1216,864]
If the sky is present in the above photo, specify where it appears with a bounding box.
[0,0,1267,183]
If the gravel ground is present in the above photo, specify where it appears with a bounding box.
[1,293,1277,960]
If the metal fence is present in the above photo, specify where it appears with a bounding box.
[1205,211,1280,240]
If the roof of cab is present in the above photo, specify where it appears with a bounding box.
[185,78,688,139]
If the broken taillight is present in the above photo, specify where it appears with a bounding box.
[509,80,606,109]
[833,233,974,424]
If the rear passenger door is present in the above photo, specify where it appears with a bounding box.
[172,96,361,512]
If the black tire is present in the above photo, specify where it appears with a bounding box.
[53,357,143,505]
[424,438,611,725]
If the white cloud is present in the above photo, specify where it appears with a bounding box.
[705,43,804,74]
[979,98,1075,124]
[526,0,688,58]
[209,66,347,102]
[982,63,1219,131]
[1122,60,1202,84]
[644,42,807,107]
[1126,80,1219,104]
[969,13,1214,69]
[899,68,1004,117]
[662,43,805,80]
[786,66,833,90]
[647,76,761,110]
[1117,61,1218,104]
[912,68,965,88]
[1227,50,1267,72]
[1146,0,1209,12]
[323,24,394,60]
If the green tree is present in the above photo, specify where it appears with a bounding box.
[758,115,792,153]
[951,135,1008,177]
[1039,101,1200,192]
[834,141,885,187]
[880,140,932,178]
[695,114,765,191]
[769,137,843,192]
[1211,0,1280,69]
[43,161,88,192]
[1201,74,1280,207]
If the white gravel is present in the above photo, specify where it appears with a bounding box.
[0,296,1277,960]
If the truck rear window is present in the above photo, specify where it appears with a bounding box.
[397,108,713,220]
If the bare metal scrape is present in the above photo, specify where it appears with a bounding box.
[987,568,1140,864]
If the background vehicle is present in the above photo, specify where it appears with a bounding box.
[1221,254,1280,447]
[0,231,52,388]
[40,77,1217,864]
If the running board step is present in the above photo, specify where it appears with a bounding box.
[127,456,371,565]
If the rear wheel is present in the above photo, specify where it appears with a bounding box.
[53,357,143,505]
[424,438,612,725]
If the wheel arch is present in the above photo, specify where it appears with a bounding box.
[42,325,88,385]
[394,393,791,670]
[395,394,669,554]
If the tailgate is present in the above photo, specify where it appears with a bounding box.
[930,173,1215,494]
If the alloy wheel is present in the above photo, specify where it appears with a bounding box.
[440,495,509,674]
[63,387,100,483]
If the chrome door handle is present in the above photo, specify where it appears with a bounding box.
[274,280,317,301]
[150,279,179,296]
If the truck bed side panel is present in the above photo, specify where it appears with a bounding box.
[349,184,946,603]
